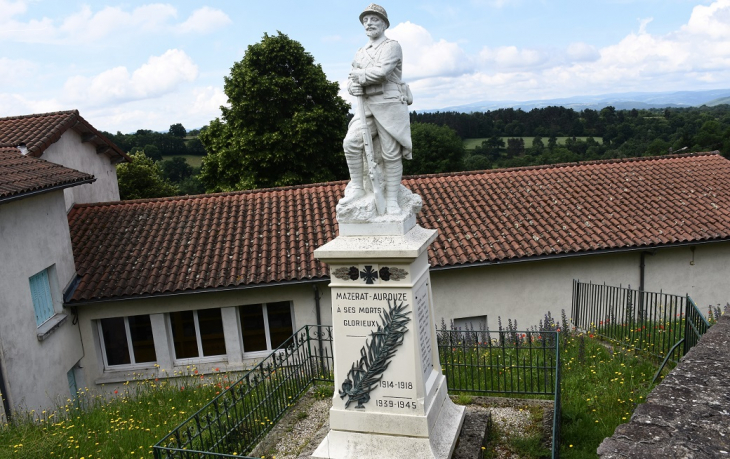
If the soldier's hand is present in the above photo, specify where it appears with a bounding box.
[349,69,366,84]
[349,83,364,96]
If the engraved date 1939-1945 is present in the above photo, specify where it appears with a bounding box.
[379,380,413,390]
[376,399,417,409]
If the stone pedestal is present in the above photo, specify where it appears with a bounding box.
[312,224,465,459]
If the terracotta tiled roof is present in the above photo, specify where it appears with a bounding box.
[0,147,95,203]
[0,110,129,162]
[67,153,730,303]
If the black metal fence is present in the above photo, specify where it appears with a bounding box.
[552,341,561,459]
[437,329,561,458]
[571,280,711,367]
[155,325,561,459]
[153,325,333,459]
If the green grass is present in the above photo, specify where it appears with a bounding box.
[161,154,203,168]
[438,328,659,458]
[559,333,658,458]
[0,329,665,459]
[0,370,235,459]
[464,137,604,150]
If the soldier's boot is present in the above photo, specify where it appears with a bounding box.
[339,155,367,206]
[384,159,402,215]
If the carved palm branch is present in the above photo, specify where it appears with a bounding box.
[339,300,411,409]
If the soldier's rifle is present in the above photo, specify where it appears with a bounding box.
[356,94,386,215]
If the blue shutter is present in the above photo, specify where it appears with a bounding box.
[67,368,78,398]
[29,270,54,326]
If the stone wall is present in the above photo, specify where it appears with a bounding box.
[597,315,730,458]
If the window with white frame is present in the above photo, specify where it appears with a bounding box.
[169,309,226,361]
[239,301,293,354]
[98,315,157,368]
[29,268,55,327]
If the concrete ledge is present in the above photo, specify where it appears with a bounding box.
[314,225,437,261]
[312,397,464,459]
[37,313,68,341]
[597,315,730,458]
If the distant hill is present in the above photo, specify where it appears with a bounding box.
[426,89,730,113]
[706,96,730,107]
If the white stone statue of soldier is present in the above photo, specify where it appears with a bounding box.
[337,4,420,222]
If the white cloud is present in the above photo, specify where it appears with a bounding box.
[0,0,26,22]
[684,0,730,38]
[638,17,653,35]
[479,46,550,70]
[58,4,178,43]
[0,3,230,44]
[388,22,473,79]
[566,42,600,62]
[0,93,61,116]
[391,0,730,111]
[190,86,228,114]
[63,49,198,106]
[71,85,228,133]
[177,7,232,34]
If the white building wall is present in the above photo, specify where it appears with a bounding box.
[76,282,332,390]
[428,243,730,331]
[41,130,120,209]
[0,191,84,413]
[73,241,730,393]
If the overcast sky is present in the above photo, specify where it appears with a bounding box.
[1,0,729,133]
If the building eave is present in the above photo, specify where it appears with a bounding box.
[66,236,730,306]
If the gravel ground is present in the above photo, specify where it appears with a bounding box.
[251,390,552,459]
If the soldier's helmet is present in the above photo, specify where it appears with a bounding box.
[359,4,389,29]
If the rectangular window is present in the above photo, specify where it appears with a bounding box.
[239,302,293,354]
[99,315,157,368]
[29,269,55,327]
[170,309,226,361]
[67,368,78,399]
[453,315,488,332]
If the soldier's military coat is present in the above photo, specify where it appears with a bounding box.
[347,38,412,161]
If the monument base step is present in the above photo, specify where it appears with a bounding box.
[311,396,465,459]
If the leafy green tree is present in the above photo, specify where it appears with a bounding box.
[161,157,194,183]
[186,137,207,156]
[199,31,350,192]
[695,120,724,151]
[472,135,503,163]
[646,138,671,156]
[116,152,178,200]
[178,174,206,195]
[142,144,162,162]
[168,123,187,138]
[404,122,464,175]
[506,138,525,158]
[530,136,545,155]
[463,154,491,171]
[547,135,558,151]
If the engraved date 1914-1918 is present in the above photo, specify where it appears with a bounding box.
[376,399,417,409]
[379,380,413,390]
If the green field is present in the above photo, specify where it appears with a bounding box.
[161,154,204,168]
[464,137,603,150]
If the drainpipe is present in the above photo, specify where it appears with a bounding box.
[313,284,325,375]
[639,250,656,320]
[0,354,11,422]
